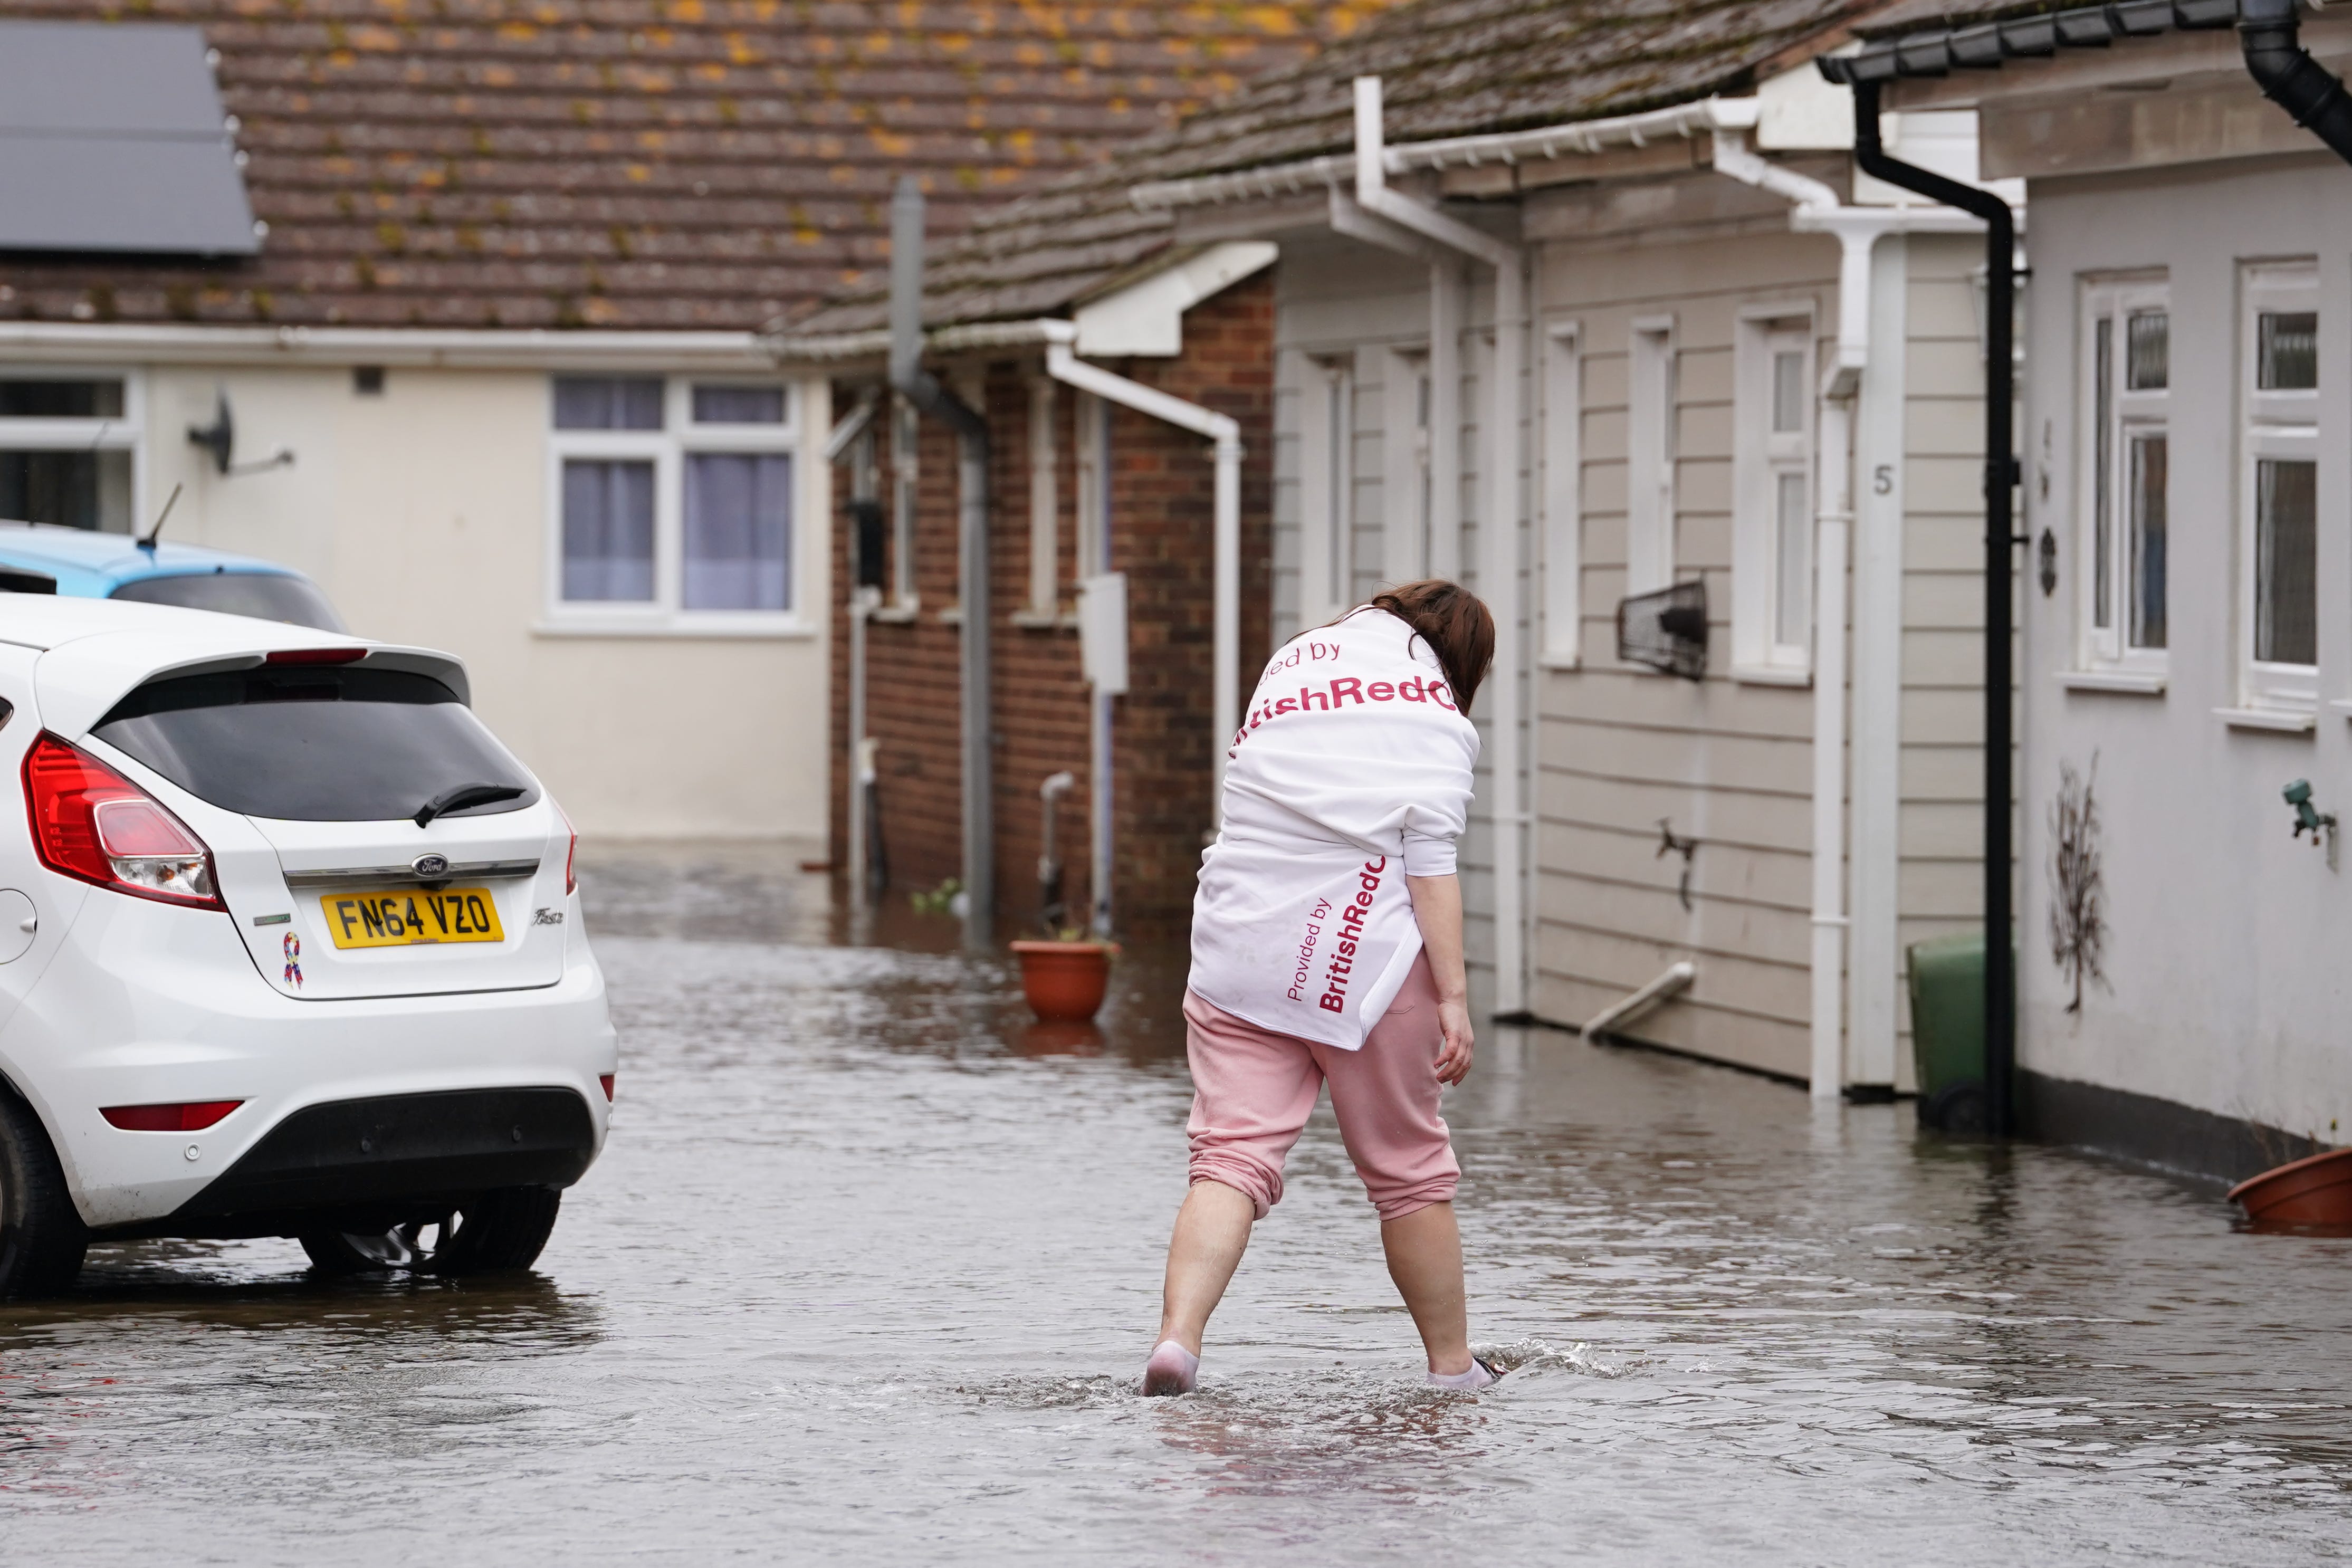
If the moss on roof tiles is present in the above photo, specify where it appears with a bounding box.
[789,0,1891,338]
[0,0,1405,329]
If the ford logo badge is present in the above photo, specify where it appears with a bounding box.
[412,853,451,878]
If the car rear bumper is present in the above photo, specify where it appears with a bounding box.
[122,1087,598,1240]
[0,891,616,1231]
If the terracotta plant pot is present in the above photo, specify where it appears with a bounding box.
[1010,940,1112,1023]
[2227,1146,2352,1233]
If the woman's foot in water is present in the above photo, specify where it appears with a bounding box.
[1426,1354,1502,1391]
[1142,1340,1199,1396]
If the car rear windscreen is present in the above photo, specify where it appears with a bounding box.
[93,667,539,823]
[109,572,349,633]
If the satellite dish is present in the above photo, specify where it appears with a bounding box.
[187,391,234,474]
[1616,579,1709,681]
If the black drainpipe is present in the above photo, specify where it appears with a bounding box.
[2240,0,2352,164]
[1838,76,2020,1139]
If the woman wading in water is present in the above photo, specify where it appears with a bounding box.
[1144,579,1499,1395]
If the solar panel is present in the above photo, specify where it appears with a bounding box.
[0,21,259,257]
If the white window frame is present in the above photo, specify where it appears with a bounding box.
[1382,344,1430,587]
[1540,321,1581,666]
[1731,305,1816,679]
[2236,261,2321,714]
[2076,275,2171,680]
[0,366,146,535]
[1296,351,1354,627]
[1626,316,1677,598]
[541,375,810,638]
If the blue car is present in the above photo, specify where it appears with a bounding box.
[0,520,346,632]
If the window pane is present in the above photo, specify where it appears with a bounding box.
[553,377,663,430]
[96,667,536,824]
[1771,349,1805,434]
[691,384,786,424]
[683,452,792,611]
[2127,434,2166,649]
[2258,310,2318,391]
[561,459,655,601]
[1774,470,1809,649]
[2093,316,2112,628]
[0,378,124,418]
[0,448,133,531]
[2255,457,2316,666]
[2126,311,2167,390]
[112,572,347,633]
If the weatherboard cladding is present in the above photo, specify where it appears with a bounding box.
[787,0,1891,339]
[0,1,1397,331]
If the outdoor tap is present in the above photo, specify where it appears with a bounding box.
[2282,779,2339,871]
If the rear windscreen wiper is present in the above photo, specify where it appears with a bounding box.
[414,782,526,828]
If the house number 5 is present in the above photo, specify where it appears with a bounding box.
[1872,465,1894,495]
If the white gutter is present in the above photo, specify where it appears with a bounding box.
[1037,323,1245,815]
[0,321,779,371]
[1132,97,1760,212]
[1353,74,1530,1018]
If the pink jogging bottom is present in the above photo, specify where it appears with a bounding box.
[1182,952,1460,1223]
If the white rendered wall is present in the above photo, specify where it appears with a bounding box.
[2020,155,2352,1141]
[108,366,831,840]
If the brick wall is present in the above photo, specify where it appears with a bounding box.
[828,273,1274,939]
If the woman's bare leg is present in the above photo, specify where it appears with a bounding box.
[1155,1179,1257,1353]
[1381,1201,1473,1375]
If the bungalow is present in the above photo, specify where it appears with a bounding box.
[1837,0,2352,1177]
[787,0,2028,1097]
[0,3,1392,839]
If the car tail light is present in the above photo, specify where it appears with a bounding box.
[264,647,366,665]
[599,1074,615,1102]
[102,1100,243,1131]
[24,734,225,910]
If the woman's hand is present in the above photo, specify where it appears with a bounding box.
[1407,872,1475,1086]
[1433,997,1475,1085]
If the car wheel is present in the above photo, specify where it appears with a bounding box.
[0,1084,88,1298]
[299,1185,562,1277]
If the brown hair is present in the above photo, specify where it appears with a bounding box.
[1362,579,1495,713]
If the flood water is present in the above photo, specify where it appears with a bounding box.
[4,844,2348,1563]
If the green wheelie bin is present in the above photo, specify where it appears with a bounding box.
[1906,932,1986,1133]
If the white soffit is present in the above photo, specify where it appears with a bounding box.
[1073,241,1278,357]
[0,21,259,256]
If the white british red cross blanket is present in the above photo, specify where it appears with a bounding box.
[1187,606,1479,1050]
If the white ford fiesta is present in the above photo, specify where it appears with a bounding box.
[0,595,616,1295]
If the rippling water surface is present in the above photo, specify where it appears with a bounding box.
[3,845,2347,1563]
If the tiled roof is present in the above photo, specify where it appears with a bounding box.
[0,1,1401,332]
[787,0,1898,339]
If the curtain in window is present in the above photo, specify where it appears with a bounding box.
[554,378,663,431]
[561,458,656,601]
[683,453,792,611]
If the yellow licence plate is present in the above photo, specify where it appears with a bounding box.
[321,887,506,949]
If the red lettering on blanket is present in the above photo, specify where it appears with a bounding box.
[1320,857,1386,1015]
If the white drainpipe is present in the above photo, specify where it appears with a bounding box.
[1040,327,1245,812]
[1710,132,1864,1100]
[1710,128,1988,1098]
[1352,74,1529,1017]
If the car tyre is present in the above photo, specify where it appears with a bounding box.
[0,1084,88,1298]
[300,1185,562,1277]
